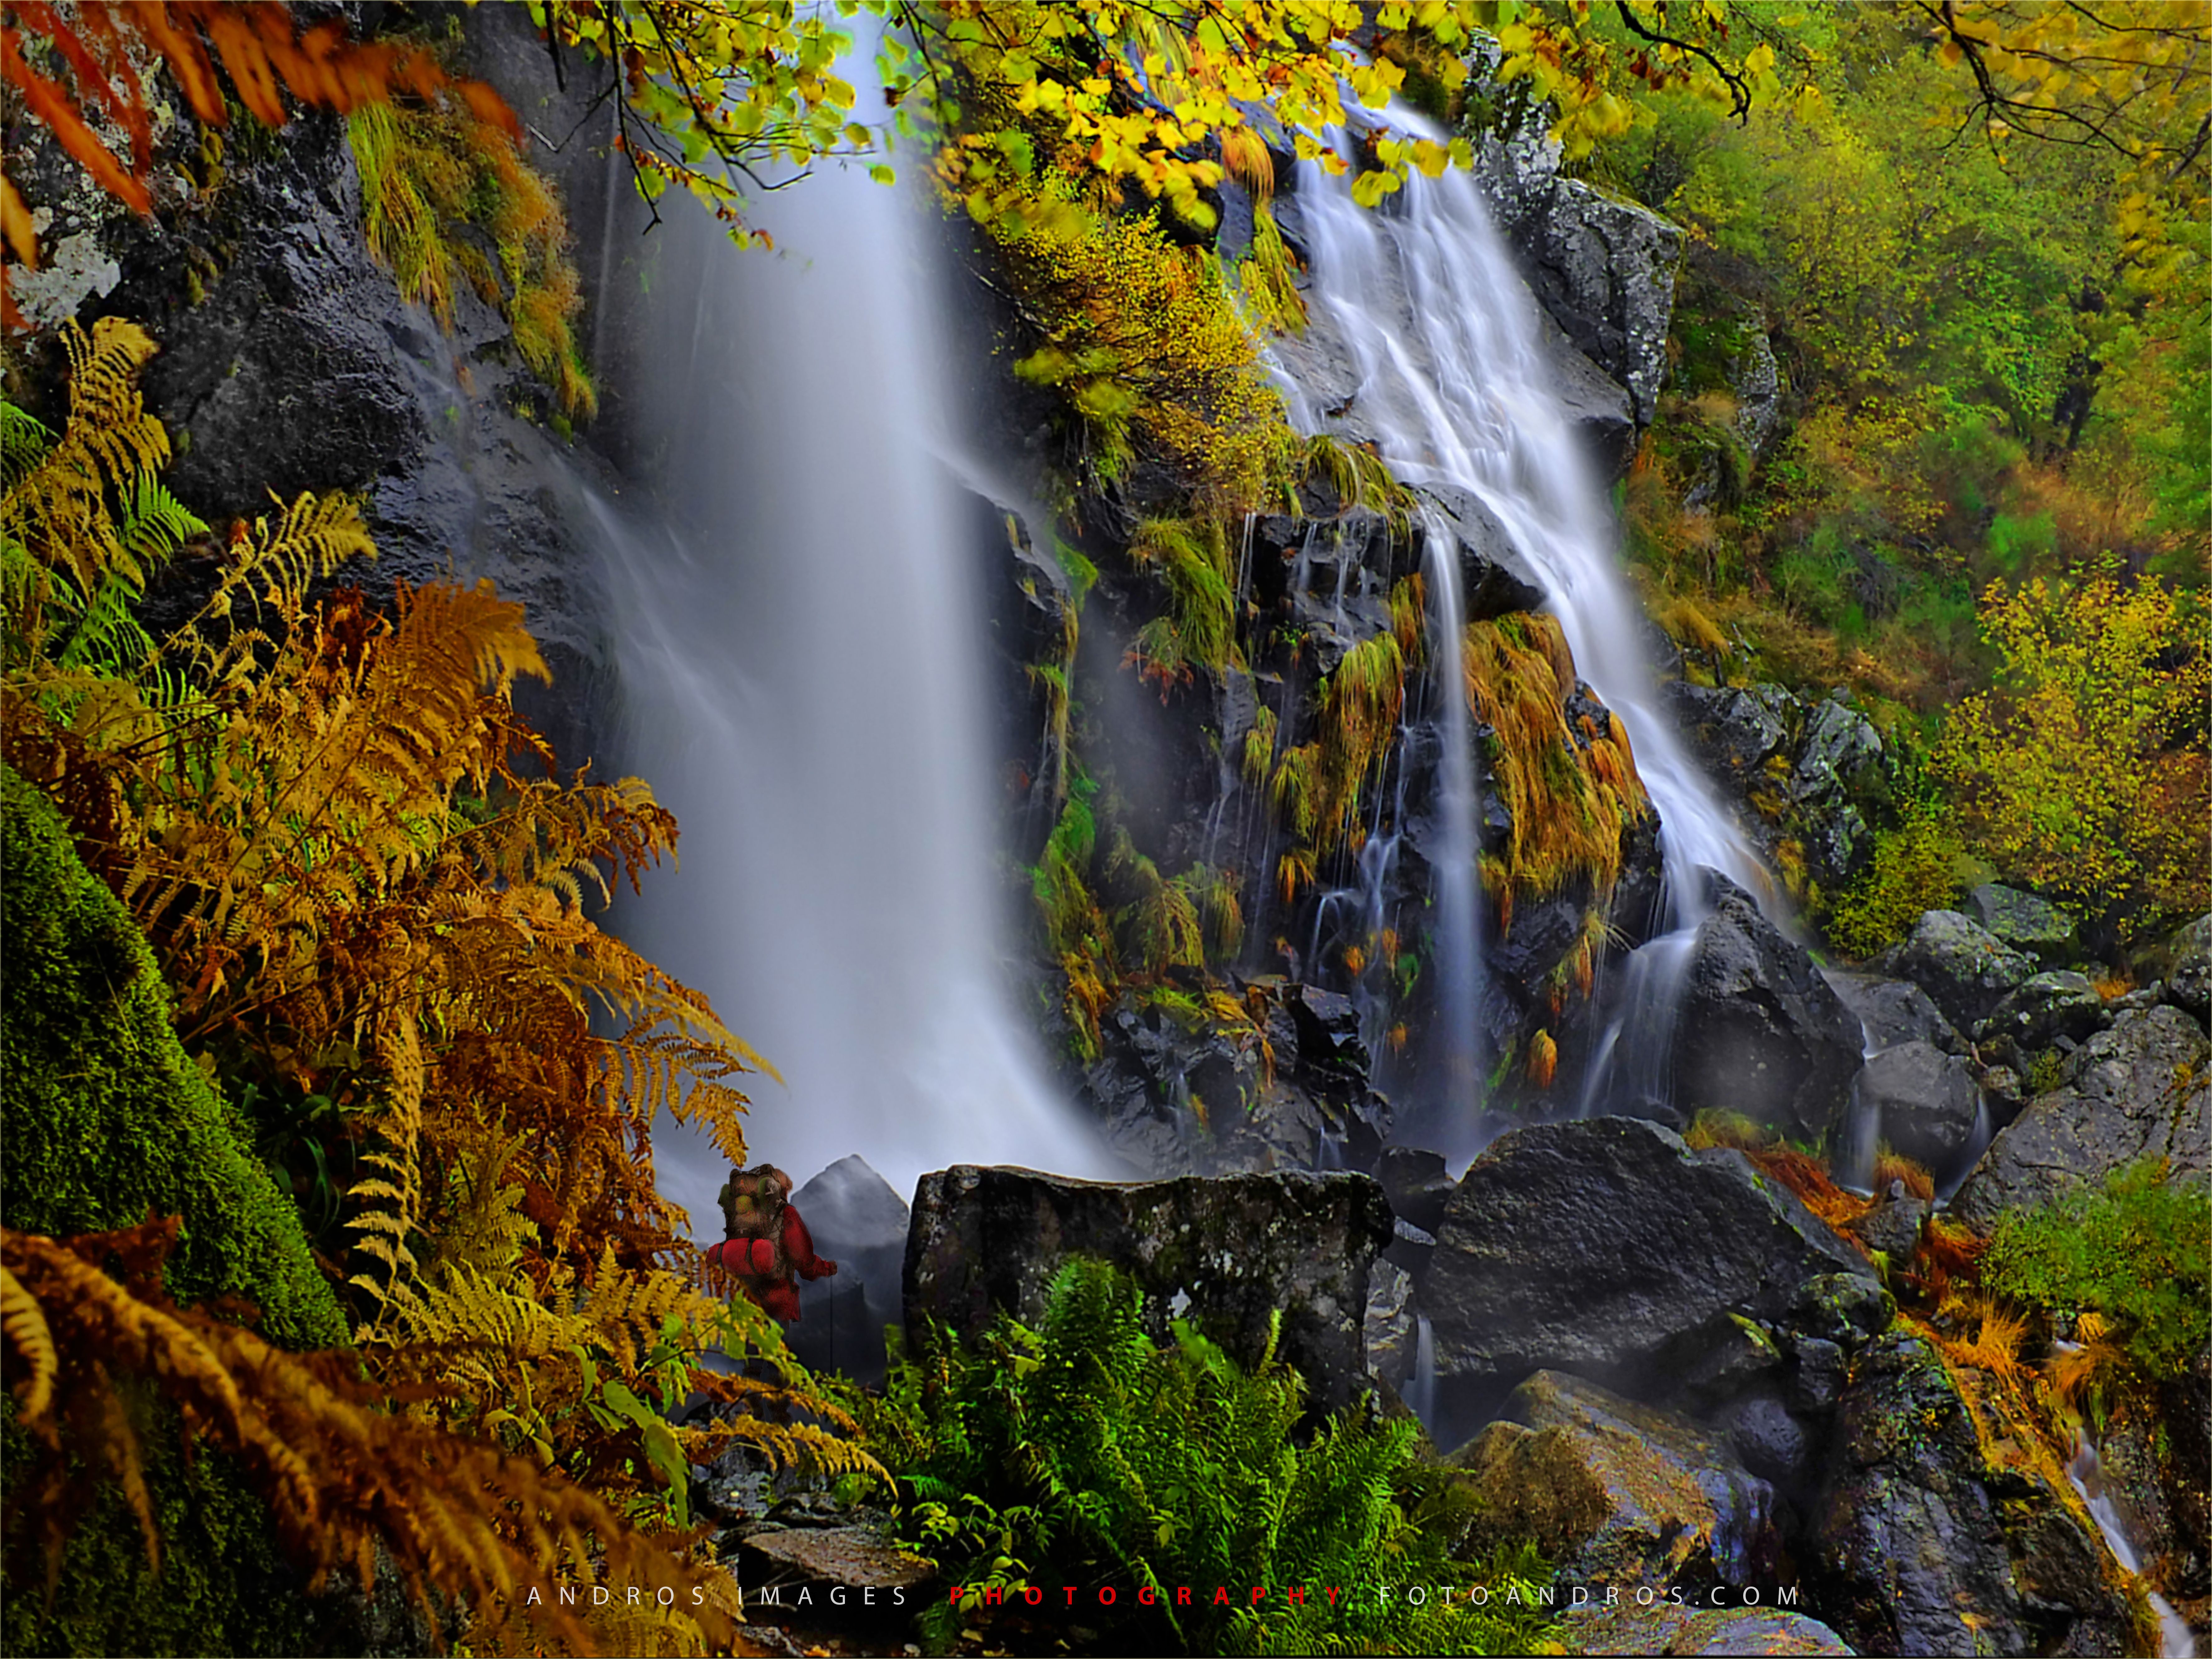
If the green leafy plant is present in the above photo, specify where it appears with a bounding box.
[1821,801,1969,958]
[852,1258,1562,1657]
[1980,1158,2211,1380]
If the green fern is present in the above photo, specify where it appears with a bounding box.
[856,1258,1562,1657]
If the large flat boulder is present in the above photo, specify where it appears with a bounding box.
[1950,1005,2210,1229]
[903,1166,1391,1413]
[1451,1371,1782,1590]
[1424,1119,1872,1406]
[1672,876,1865,1141]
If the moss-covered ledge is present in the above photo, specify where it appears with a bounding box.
[0,763,346,1349]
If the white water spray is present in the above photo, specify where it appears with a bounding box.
[592,94,1105,1231]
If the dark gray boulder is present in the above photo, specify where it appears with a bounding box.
[904,1166,1392,1413]
[1819,969,1964,1057]
[1424,1118,1871,1408]
[1450,1371,1782,1590]
[1792,699,1884,808]
[1853,1042,1981,1171]
[1672,876,1866,1141]
[1966,884,2081,968]
[1950,1005,2211,1229]
[1714,1387,1820,1488]
[1375,1146,1454,1236]
[788,1156,910,1385]
[1667,683,1792,779]
[1892,910,2037,1031]
[1974,970,2111,1054]
[1471,127,1684,427]
[1810,1331,2026,1656]
[1845,1186,1930,1262]
[2145,913,2212,1025]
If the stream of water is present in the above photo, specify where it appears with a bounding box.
[2067,1431,2197,1658]
[1273,110,1769,1131]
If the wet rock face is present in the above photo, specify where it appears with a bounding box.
[1671,876,1866,1142]
[903,1166,1392,1414]
[1810,1331,2028,1657]
[1668,683,1791,779]
[1068,977,1388,1179]
[1450,1371,1783,1591]
[87,98,616,766]
[1423,1118,1872,1415]
[1469,135,1684,429]
[1891,910,2037,1031]
[1949,1004,2211,1229]
[1854,1041,1982,1172]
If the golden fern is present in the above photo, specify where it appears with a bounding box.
[1,1218,744,1658]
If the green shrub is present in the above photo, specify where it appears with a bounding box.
[1822,804,1968,959]
[857,1259,1560,1657]
[1981,1158,2211,1380]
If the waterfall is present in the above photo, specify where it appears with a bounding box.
[1272,109,1768,1121]
[2067,1431,2197,1658]
[590,76,1105,1231]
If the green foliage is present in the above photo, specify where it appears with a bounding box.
[0,1414,387,1659]
[1822,803,1969,959]
[349,98,595,417]
[985,176,1297,508]
[1981,1159,2211,1381]
[0,764,346,1350]
[855,1259,1562,1657]
[1128,516,1241,688]
[1931,569,2209,934]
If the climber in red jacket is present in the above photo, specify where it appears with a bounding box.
[702,1163,836,1322]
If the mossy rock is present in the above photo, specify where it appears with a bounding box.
[0,1411,419,1659]
[0,764,345,1349]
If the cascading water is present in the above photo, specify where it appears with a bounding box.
[1273,107,1768,1122]
[2066,1429,2197,1658]
[590,80,1105,1231]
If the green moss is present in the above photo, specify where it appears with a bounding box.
[1,1411,386,1658]
[0,765,345,1349]
[1981,1157,2210,1380]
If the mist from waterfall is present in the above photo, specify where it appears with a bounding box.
[590,111,1106,1230]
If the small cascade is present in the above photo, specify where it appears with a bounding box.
[1421,508,1484,1105]
[1275,107,1773,1127]
[1283,110,1765,914]
[2068,1433,2197,1658]
[1831,1071,1881,1194]
[1407,1314,1438,1431]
